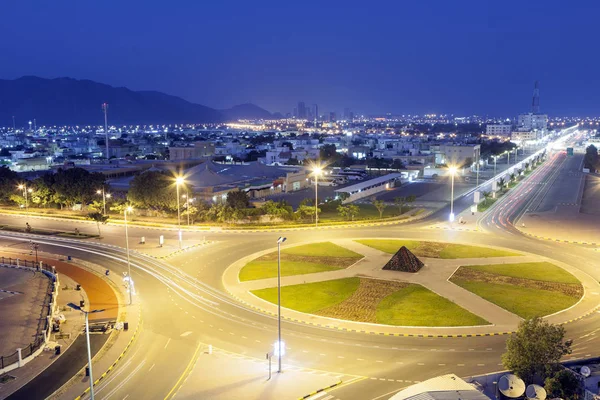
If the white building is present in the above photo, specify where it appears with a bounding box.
[439,144,481,166]
[486,124,512,137]
[518,113,548,131]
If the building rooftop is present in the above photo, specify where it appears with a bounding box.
[389,374,490,400]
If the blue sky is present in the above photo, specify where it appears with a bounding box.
[0,0,597,116]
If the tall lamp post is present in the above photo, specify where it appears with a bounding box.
[67,303,105,400]
[312,166,323,227]
[96,188,110,215]
[276,236,286,373]
[182,193,190,225]
[175,177,184,249]
[18,184,32,218]
[493,155,497,176]
[124,206,134,305]
[448,166,457,222]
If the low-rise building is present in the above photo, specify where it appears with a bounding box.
[439,144,480,166]
[486,124,512,137]
[169,142,215,160]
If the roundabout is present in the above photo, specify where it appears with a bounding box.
[1,195,600,399]
[224,238,598,336]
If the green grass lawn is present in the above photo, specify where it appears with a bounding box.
[355,239,421,254]
[438,244,519,259]
[356,239,519,259]
[282,242,362,258]
[477,198,498,212]
[239,242,363,281]
[251,277,360,313]
[463,262,579,283]
[376,284,489,326]
[452,280,579,318]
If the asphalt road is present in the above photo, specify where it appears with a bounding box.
[0,129,598,400]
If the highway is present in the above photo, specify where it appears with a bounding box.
[1,130,599,400]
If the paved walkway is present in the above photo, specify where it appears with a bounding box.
[223,239,600,336]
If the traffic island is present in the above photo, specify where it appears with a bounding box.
[224,238,600,335]
[449,262,583,318]
[239,241,363,281]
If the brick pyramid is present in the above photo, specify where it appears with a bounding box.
[382,246,424,273]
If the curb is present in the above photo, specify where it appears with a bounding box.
[74,309,143,400]
[143,241,213,260]
[227,290,515,338]
[298,380,343,399]
[520,231,597,246]
[429,226,480,233]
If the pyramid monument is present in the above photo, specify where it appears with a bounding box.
[382,246,424,273]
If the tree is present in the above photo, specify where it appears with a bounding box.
[525,161,530,171]
[372,199,386,219]
[497,177,506,192]
[337,205,349,220]
[346,204,359,221]
[517,168,523,177]
[87,212,109,237]
[297,204,315,222]
[584,144,598,170]
[544,369,581,400]
[182,205,199,225]
[393,196,406,214]
[319,144,338,160]
[502,317,572,383]
[0,166,20,205]
[128,171,189,213]
[261,201,293,220]
[482,191,492,205]
[509,172,516,182]
[51,168,106,209]
[226,190,250,210]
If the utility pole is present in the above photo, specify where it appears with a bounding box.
[102,103,109,162]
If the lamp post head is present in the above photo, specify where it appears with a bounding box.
[18,184,24,190]
[106,194,111,199]
[448,166,458,175]
[97,190,102,194]
[175,176,185,185]
[126,206,133,213]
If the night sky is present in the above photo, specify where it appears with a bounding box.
[0,0,597,116]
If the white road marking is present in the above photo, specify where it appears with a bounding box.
[164,338,171,349]
[148,363,155,372]
[180,331,192,337]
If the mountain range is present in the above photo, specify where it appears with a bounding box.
[0,76,276,126]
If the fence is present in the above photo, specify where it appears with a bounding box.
[0,257,58,373]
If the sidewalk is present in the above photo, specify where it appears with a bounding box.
[223,239,600,337]
[173,344,347,400]
[0,273,87,399]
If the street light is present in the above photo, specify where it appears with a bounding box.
[67,303,105,400]
[18,184,32,218]
[448,166,457,222]
[276,236,286,373]
[175,176,184,249]
[311,166,323,227]
[96,188,110,215]
[182,193,190,225]
[124,206,134,305]
[493,155,498,176]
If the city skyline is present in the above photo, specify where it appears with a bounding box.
[1,1,599,116]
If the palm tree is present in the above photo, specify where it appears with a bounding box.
[517,168,523,177]
[497,177,506,192]
[509,172,516,182]
[525,162,530,171]
[482,191,492,205]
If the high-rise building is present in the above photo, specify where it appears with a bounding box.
[297,102,307,119]
[329,112,337,122]
[313,104,319,121]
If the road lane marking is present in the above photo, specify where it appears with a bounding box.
[149,363,155,372]
[163,343,201,400]
[180,331,192,337]
[164,338,171,349]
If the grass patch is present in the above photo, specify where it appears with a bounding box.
[356,239,519,259]
[452,280,579,318]
[251,277,360,313]
[240,241,363,281]
[477,198,498,212]
[57,232,99,239]
[438,244,519,259]
[464,262,579,284]
[282,242,362,258]
[355,239,421,254]
[376,284,489,326]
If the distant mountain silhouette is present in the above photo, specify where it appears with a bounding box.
[221,103,274,120]
[0,76,276,126]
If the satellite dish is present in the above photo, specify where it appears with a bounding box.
[499,374,526,398]
[581,366,591,377]
[526,384,547,400]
